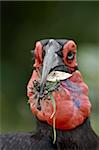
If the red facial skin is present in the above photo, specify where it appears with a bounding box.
[63,40,77,68]
[33,41,43,69]
[27,40,91,130]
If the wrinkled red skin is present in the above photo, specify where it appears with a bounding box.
[63,40,77,68]
[27,70,91,130]
[33,41,43,69]
[27,40,91,130]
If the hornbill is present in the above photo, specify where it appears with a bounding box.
[0,39,99,150]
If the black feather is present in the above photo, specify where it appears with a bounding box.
[0,118,99,150]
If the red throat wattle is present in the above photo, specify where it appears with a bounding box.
[27,39,91,130]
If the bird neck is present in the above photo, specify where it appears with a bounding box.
[34,118,98,149]
[36,118,92,142]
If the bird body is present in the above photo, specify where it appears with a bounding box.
[0,39,99,150]
[1,119,99,150]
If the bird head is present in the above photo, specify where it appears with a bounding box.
[33,39,77,86]
[27,39,91,134]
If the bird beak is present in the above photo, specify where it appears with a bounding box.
[40,40,61,85]
[39,40,61,96]
[39,39,72,96]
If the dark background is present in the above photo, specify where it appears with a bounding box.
[1,1,99,134]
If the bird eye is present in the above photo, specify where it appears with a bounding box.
[67,51,74,60]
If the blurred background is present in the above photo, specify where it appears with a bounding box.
[1,1,99,134]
